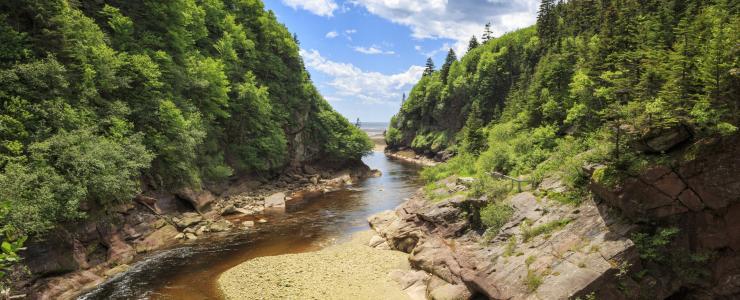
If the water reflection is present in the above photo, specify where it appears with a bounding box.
[78,152,421,300]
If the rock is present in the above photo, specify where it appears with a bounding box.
[102,231,135,265]
[210,219,233,232]
[175,213,203,228]
[221,204,238,216]
[678,189,704,212]
[103,264,130,277]
[30,270,104,300]
[456,177,475,186]
[633,125,691,153]
[725,203,740,251]
[24,231,83,276]
[304,165,318,175]
[134,224,179,253]
[175,187,215,212]
[389,269,428,300]
[242,221,255,227]
[310,176,319,184]
[265,192,286,208]
[429,283,472,300]
[195,226,205,236]
[185,233,198,240]
[652,172,686,198]
[368,234,391,250]
[258,218,268,223]
[175,233,185,240]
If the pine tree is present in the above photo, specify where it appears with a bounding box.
[461,101,486,155]
[482,22,493,42]
[468,36,479,52]
[423,57,435,77]
[440,48,457,83]
[537,0,557,44]
[402,92,406,103]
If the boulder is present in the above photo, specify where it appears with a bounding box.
[24,231,82,276]
[633,125,691,153]
[389,269,428,300]
[264,192,286,208]
[175,212,203,228]
[134,224,178,253]
[210,219,233,232]
[175,187,215,212]
[429,283,472,300]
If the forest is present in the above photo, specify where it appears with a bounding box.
[0,0,371,278]
[388,0,738,199]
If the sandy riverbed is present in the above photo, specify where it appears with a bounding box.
[217,230,411,300]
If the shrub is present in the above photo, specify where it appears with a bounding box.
[480,202,514,233]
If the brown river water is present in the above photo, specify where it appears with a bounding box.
[78,151,422,300]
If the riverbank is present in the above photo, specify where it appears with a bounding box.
[24,162,377,300]
[384,149,439,167]
[218,230,412,300]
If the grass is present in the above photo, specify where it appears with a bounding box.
[525,268,543,292]
[521,218,573,242]
[503,236,517,257]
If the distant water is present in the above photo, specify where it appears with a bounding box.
[358,122,388,135]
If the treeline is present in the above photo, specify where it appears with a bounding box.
[0,0,371,237]
[389,0,738,198]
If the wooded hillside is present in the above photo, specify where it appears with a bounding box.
[0,0,371,238]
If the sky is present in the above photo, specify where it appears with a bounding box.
[264,0,540,122]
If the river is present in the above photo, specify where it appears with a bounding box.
[78,151,422,300]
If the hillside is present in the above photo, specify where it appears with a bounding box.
[0,0,371,292]
[375,0,740,298]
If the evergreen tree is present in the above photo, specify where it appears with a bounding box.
[461,101,486,155]
[440,48,457,83]
[402,92,406,103]
[537,0,557,44]
[468,36,479,52]
[423,57,435,77]
[482,22,493,42]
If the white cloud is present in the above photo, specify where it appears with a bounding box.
[354,45,395,55]
[300,49,423,105]
[281,0,338,17]
[325,31,339,38]
[350,0,539,54]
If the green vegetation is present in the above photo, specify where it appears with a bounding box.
[525,268,543,292]
[503,236,517,257]
[0,0,370,255]
[391,0,739,202]
[632,227,680,263]
[521,218,572,242]
[480,202,514,233]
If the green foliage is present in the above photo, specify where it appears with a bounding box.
[0,0,370,237]
[632,227,680,263]
[521,218,572,242]
[389,0,739,201]
[525,268,543,292]
[480,202,514,234]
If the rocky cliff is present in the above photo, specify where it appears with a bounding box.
[369,135,740,299]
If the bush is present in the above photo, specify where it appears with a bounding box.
[480,202,514,233]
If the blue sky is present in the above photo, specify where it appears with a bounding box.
[264,0,540,122]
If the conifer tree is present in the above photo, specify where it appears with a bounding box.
[482,22,493,42]
[461,101,485,155]
[440,49,457,83]
[423,57,435,77]
[468,36,479,52]
[537,0,557,44]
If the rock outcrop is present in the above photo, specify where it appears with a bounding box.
[371,135,740,299]
[370,190,636,299]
